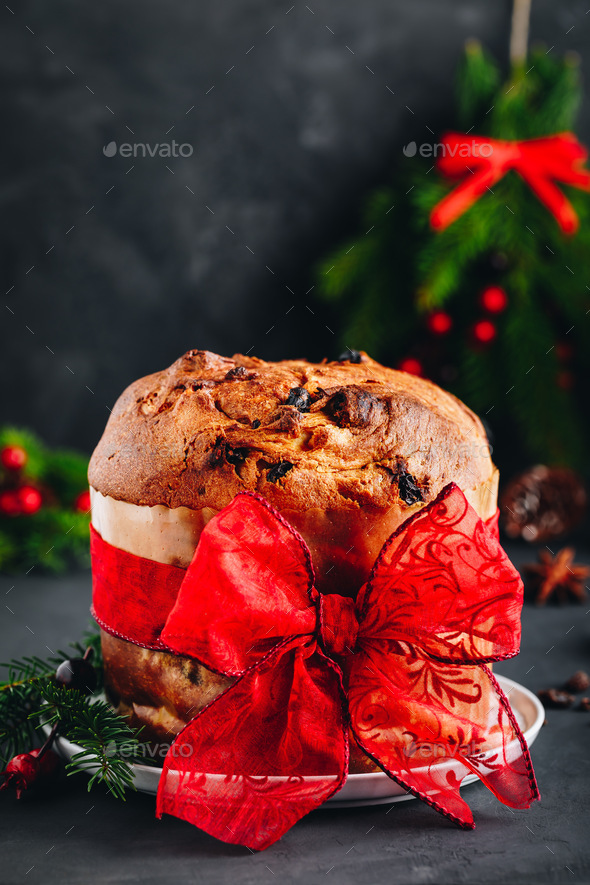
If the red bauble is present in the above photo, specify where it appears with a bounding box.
[75,490,91,513]
[0,748,59,799]
[472,319,497,345]
[0,445,27,471]
[557,370,575,390]
[426,310,453,335]
[0,490,21,516]
[480,286,508,314]
[0,753,40,799]
[17,486,43,515]
[398,357,423,376]
[556,342,574,362]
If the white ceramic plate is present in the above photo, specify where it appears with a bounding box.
[45,674,543,808]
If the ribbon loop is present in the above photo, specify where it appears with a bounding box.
[357,483,523,664]
[160,492,317,675]
[320,594,359,657]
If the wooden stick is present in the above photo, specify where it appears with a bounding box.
[510,0,532,65]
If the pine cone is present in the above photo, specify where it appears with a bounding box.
[500,465,586,542]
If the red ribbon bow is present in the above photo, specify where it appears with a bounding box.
[430,132,590,234]
[107,482,536,849]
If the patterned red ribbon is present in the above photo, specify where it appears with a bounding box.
[91,483,539,850]
[430,132,590,234]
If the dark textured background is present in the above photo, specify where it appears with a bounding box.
[2,0,590,452]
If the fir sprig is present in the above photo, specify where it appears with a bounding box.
[0,657,56,764]
[0,630,140,799]
[32,684,140,800]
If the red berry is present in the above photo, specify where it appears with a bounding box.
[75,490,91,513]
[0,490,21,516]
[472,319,497,344]
[398,357,423,376]
[17,486,43,515]
[426,310,453,335]
[0,748,60,798]
[555,342,574,362]
[0,753,41,799]
[29,747,60,778]
[557,370,574,390]
[0,445,27,471]
[480,286,508,314]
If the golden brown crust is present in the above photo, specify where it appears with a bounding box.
[89,349,493,516]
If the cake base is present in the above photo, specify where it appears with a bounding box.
[101,630,380,773]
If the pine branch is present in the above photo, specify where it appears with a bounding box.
[456,40,500,130]
[33,684,140,800]
[0,655,56,688]
[1,628,138,800]
[0,684,42,765]
[0,655,58,763]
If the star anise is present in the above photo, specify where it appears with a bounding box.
[524,547,590,605]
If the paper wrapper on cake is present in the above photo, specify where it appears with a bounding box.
[89,350,499,772]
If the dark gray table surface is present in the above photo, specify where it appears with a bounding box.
[1,547,589,885]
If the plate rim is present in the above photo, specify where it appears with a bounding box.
[45,673,544,806]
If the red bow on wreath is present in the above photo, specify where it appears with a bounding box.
[105,482,536,849]
[430,132,590,234]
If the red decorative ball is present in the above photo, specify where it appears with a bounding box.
[472,319,497,345]
[0,752,41,799]
[556,342,574,362]
[398,357,423,376]
[480,286,508,314]
[0,445,27,471]
[75,490,91,513]
[557,370,575,390]
[17,486,43,515]
[426,310,453,335]
[0,490,21,516]
[0,747,60,799]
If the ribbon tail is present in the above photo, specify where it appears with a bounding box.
[353,729,477,829]
[347,646,539,830]
[517,169,581,234]
[430,167,502,231]
[156,642,348,850]
[458,665,540,810]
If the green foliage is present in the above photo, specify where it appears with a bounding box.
[455,40,501,129]
[315,43,590,471]
[1,629,140,800]
[0,426,90,573]
[0,656,56,764]
[34,684,139,800]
